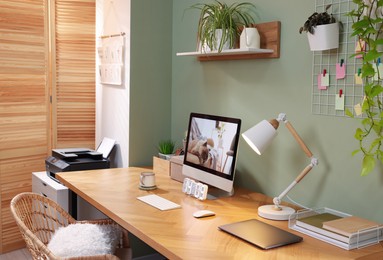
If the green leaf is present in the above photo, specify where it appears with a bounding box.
[345,108,354,118]
[351,28,365,37]
[362,63,375,77]
[353,19,371,29]
[364,82,373,93]
[352,149,361,156]
[375,39,383,45]
[372,17,383,24]
[364,49,381,62]
[373,124,382,135]
[361,155,375,176]
[361,118,371,128]
[353,0,363,5]
[365,27,377,35]
[355,128,365,140]
[370,85,383,97]
[370,138,382,150]
[362,99,370,112]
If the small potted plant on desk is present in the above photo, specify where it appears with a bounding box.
[299,4,341,51]
[158,139,176,160]
[153,139,176,176]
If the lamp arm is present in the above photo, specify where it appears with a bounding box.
[284,120,313,158]
[273,157,318,208]
[272,113,318,209]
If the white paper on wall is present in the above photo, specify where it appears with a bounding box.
[98,35,124,85]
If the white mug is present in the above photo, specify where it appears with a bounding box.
[140,172,156,187]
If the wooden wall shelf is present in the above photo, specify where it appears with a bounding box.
[176,21,281,61]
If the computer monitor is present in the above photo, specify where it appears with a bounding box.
[183,113,241,198]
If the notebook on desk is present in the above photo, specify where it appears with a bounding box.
[219,219,303,249]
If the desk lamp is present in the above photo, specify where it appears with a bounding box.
[242,113,318,220]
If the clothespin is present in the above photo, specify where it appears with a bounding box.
[323,69,327,77]
[339,89,343,97]
[358,68,361,76]
[340,59,344,67]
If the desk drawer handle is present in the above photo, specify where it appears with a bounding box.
[41,193,48,208]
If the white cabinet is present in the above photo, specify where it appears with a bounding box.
[32,171,106,220]
[32,171,69,212]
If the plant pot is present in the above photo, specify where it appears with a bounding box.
[214,29,231,51]
[240,27,260,49]
[200,29,231,52]
[158,153,174,160]
[307,23,339,51]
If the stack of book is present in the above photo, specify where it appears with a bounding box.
[289,208,383,250]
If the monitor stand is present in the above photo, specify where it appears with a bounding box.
[207,187,234,200]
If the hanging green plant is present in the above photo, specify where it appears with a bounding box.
[346,0,383,176]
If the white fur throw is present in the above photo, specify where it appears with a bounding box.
[47,223,121,258]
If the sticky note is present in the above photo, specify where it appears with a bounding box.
[354,103,362,116]
[335,94,345,111]
[355,40,365,59]
[317,74,327,90]
[336,63,346,79]
[321,73,329,87]
[355,73,363,85]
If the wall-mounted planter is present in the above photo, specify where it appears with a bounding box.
[307,23,339,51]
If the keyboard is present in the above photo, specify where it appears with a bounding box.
[137,194,181,211]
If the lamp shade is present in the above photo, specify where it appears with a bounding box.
[242,120,277,155]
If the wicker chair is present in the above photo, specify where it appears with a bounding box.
[10,192,131,260]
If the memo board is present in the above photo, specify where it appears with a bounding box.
[311,0,378,117]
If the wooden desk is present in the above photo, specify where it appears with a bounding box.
[57,167,383,260]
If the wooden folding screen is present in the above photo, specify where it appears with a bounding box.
[0,0,49,252]
[0,0,95,253]
[53,0,96,148]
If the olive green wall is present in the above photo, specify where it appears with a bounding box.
[129,0,173,166]
[171,0,383,222]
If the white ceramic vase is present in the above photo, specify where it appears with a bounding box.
[240,27,260,49]
[307,23,339,51]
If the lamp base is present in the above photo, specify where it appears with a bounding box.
[258,205,295,221]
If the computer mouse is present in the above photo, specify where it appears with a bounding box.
[193,210,216,218]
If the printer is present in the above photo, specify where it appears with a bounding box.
[45,138,115,182]
[43,138,115,220]
[45,148,110,181]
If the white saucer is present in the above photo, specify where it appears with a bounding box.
[139,185,157,191]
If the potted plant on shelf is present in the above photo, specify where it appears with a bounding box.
[157,139,176,160]
[191,1,257,52]
[346,0,383,176]
[299,4,340,51]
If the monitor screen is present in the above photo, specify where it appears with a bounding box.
[183,113,241,196]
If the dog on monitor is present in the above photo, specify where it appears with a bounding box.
[188,139,209,165]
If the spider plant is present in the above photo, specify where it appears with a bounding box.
[191,1,256,52]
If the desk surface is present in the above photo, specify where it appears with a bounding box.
[57,167,383,260]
